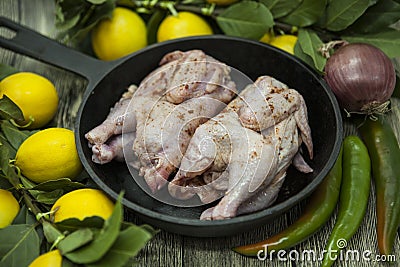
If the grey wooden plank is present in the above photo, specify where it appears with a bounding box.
[136,231,184,267]
[127,209,184,267]
[0,0,19,66]
[181,213,295,267]
[17,0,87,130]
[1,0,87,130]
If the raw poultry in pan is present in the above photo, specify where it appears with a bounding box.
[169,76,313,220]
[85,49,237,192]
[85,50,313,220]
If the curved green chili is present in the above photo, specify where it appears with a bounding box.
[232,146,343,257]
[321,135,371,267]
[359,116,400,256]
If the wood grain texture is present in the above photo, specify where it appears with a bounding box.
[1,1,399,266]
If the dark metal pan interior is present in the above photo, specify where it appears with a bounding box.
[76,36,343,237]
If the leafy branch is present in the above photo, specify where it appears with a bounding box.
[56,0,400,72]
[0,86,156,267]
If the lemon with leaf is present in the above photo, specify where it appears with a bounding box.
[51,188,114,223]
[157,11,213,42]
[259,31,274,44]
[0,72,58,129]
[15,128,83,183]
[0,189,20,228]
[91,7,147,61]
[269,34,298,55]
[29,250,62,267]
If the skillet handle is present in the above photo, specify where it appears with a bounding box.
[0,16,114,82]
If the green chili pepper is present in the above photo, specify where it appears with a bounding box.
[232,146,343,257]
[359,116,400,256]
[321,135,371,267]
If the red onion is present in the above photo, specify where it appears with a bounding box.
[324,43,396,114]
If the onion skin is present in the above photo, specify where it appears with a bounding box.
[324,43,396,113]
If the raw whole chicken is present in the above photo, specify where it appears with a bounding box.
[85,49,314,219]
[168,76,313,220]
[85,50,237,192]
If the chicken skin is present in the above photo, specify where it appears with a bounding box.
[168,76,313,220]
[85,50,237,192]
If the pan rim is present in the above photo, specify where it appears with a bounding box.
[75,35,343,230]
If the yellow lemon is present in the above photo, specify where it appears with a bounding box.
[0,72,58,129]
[29,250,62,267]
[259,32,274,44]
[51,188,114,223]
[269,34,298,55]
[91,7,147,61]
[15,128,83,183]
[0,189,20,228]
[157,11,213,42]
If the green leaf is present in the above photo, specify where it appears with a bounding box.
[280,0,327,27]
[0,121,37,151]
[72,1,116,42]
[324,0,370,31]
[20,176,37,190]
[0,64,18,81]
[0,144,10,176]
[138,224,159,236]
[55,216,105,232]
[0,133,16,159]
[0,224,40,267]
[56,0,88,38]
[64,194,123,264]
[56,12,82,32]
[58,228,94,254]
[0,174,12,190]
[35,189,64,205]
[260,0,302,18]
[216,1,274,40]
[12,205,37,225]
[87,224,155,267]
[0,96,24,122]
[343,30,400,58]
[294,41,316,69]
[62,257,79,267]
[147,10,166,45]
[57,0,116,43]
[345,0,400,34]
[42,221,65,244]
[297,29,326,72]
[31,178,86,192]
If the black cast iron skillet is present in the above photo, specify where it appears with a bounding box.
[0,17,343,237]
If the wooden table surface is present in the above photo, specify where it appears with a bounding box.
[1,1,400,266]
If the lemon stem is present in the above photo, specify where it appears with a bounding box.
[9,172,65,246]
[21,190,44,221]
[124,0,222,18]
[36,210,56,221]
[51,235,65,251]
[175,4,222,18]
[8,163,60,231]
[201,3,215,17]
[163,2,178,16]
[6,164,42,220]
[10,116,34,128]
